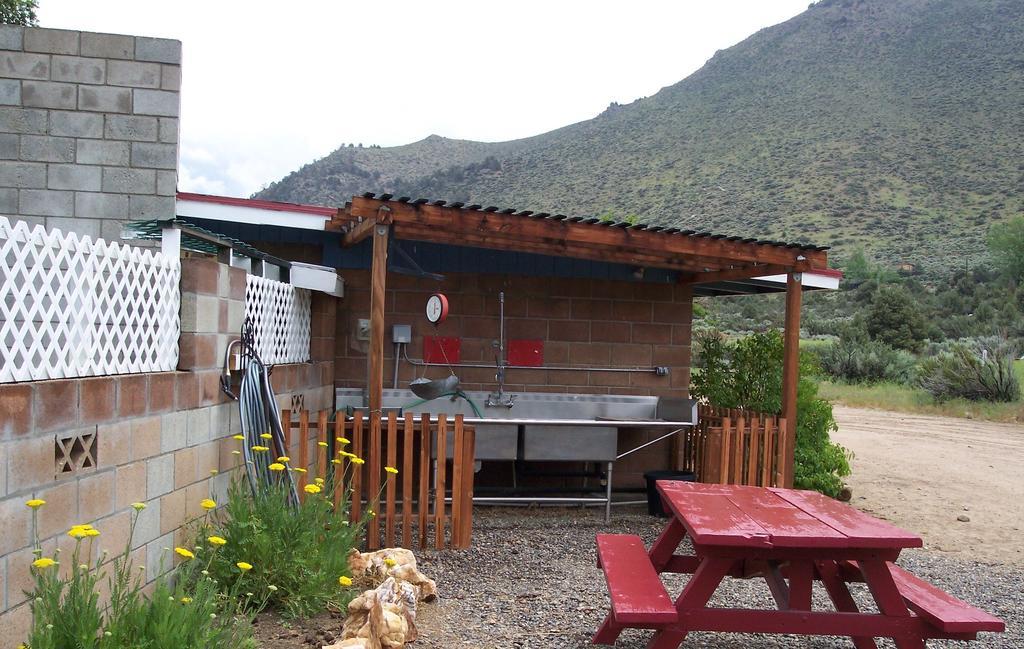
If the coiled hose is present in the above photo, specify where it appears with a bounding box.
[237,355,299,507]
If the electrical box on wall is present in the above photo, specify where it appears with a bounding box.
[392,324,411,344]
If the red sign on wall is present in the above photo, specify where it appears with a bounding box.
[508,339,544,367]
[423,336,461,364]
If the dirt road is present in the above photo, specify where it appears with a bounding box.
[832,405,1024,565]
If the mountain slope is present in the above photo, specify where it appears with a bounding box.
[256,0,1024,275]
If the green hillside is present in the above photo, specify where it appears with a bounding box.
[256,0,1024,275]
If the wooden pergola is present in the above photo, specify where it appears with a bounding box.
[335,193,831,488]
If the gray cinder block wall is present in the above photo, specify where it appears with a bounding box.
[0,26,180,241]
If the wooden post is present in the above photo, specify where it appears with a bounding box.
[298,409,309,496]
[451,415,465,548]
[367,219,390,428]
[435,414,447,549]
[351,411,363,521]
[780,272,802,488]
[385,411,397,547]
[418,414,430,549]
[402,413,414,549]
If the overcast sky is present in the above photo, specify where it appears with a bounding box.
[39,1,809,199]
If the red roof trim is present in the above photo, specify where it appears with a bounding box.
[176,192,338,217]
[808,268,844,279]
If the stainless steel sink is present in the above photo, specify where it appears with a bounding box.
[334,388,697,462]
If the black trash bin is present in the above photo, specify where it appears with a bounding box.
[643,470,696,516]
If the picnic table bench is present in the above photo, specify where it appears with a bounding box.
[594,482,1004,648]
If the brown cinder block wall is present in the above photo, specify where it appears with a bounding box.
[334,270,694,489]
[0,258,336,646]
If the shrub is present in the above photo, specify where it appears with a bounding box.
[817,337,917,384]
[195,459,367,618]
[916,340,1020,402]
[21,501,256,649]
[866,285,929,352]
[691,330,851,497]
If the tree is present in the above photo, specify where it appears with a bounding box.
[987,216,1024,283]
[865,285,928,352]
[0,0,38,25]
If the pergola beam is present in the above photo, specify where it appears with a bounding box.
[349,197,827,270]
[679,263,803,285]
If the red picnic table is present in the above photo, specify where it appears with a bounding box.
[594,481,1004,648]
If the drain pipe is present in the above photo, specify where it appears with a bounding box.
[392,341,401,389]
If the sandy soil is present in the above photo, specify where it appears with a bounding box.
[832,405,1024,566]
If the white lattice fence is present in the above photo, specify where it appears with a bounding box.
[245,275,311,365]
[0,217,181,383]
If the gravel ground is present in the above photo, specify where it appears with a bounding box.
[409,506,1020,649]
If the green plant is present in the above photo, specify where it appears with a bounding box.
[916,340,1020,403]
[21,501,256,649]
[691,329,851,497]
[866,285,929,352]
[0,0,38,26]
[817,337,916,384]
[196,459,366,618]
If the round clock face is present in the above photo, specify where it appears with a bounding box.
[425,293,448,324]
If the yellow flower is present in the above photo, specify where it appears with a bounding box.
[351,457,365,465]
[260,433,272,440]
[336,437,350,445]
[236,561,253,572]
[131,502,147,511]
[384,558,396,568]
[303,484,321,495]
[25,499,46,509]
[32,557,57,570]
[232,434,245,441]
[268,463,285,472]
[68,524,93,539]
[85,528,100,537]
[231,450,241,455]
[315,477,325,485]
[200,499,217,510]
[317,441,328,448]
[251,445,269,452]
[210,469,218,476]
[339,451,355,458]
[180,596,193,603]
[174,547,195,560]
[293,467,307,473]
[385,466,398,475]
[331,459,341,465]
[208,536,227,546]
[338,575,353,587]
[277,456,290,463]
[367,509,375,517]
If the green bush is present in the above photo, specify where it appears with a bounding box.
[916,341,1020,402]
[866,285,929,352]
[691,330,851,497]
[817,337,916,384]
[195,464,366,619]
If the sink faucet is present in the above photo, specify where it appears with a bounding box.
[486,291,515,408]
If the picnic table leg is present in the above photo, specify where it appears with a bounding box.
[858,560,926,649]
[815,561,879,649]
[649,518,686,571]
[647,557,734,649]
[592,616,624,645]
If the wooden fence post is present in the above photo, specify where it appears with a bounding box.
[385,411,397,547]
[402,413,414,549]
[418,414,430,549]
[435,414,448,549]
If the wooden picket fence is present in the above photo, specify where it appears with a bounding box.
[680,405,787,487]
[282,409,476,551]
